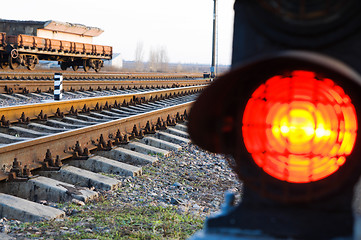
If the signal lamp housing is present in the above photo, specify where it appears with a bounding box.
[189,0,361,238]
[188,51,361,203]
[188,51,361,238]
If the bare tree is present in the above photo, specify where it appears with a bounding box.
[135,41,144,71]
[148,48,157,72]
[148,45,169,72]
[176,63,183,72]
[159,46,169,72]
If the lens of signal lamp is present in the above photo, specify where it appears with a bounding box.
[242,70,358,183]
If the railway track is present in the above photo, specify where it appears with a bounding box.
[0,71,204,80]
[0,84,205,222]
[0,78,209,95]
[0,70,209,95]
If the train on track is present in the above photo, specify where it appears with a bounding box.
[0,20,112,72]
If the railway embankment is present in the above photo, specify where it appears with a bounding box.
[2,143,241,239]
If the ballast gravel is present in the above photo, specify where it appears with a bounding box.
[1,143,242,239]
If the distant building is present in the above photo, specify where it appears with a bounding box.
[0,19,103,43]
[104,53,123,69]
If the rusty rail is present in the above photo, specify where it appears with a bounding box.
[0,78,210,94]
[0,72,205,80]
[0,85,205,123]
[0,86,204,181]
[0,102,193,181]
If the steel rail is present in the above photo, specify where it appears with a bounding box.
[0,79,210,94]
[0,85,205,123]
[0,100,194,181]
[0,72,205,80]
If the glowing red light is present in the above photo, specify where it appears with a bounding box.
[242,70,358,183]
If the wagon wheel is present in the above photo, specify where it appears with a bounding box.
[8,52,19,70]
[60,62,68,71]
[27,62,36,70]
[72,65,79,71]
[26,56,38,71]
[83,59,89,72]
[94,60,101,72]
[0,61,8,69]
[94,66,101,72]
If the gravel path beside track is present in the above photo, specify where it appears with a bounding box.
[1,143,242,239]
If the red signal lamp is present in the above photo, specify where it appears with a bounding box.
[188,51,361,237]
[242,70,358,184]
[189,51,361,202]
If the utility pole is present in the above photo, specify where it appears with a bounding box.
[211,0,217,78]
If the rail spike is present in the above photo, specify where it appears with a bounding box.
[114,129,123,145]
[19,112,26,123]
[122,100,128,107]
[74,141,83,156]
[55,155,63,167]
[72,141,89,160]
[37,110,47,120]
[138,130,145,139]
[10,158,22,177]
[167,115,176,126]
[131,125,138,139]
[144,121,151,134]
[55,108,64,118]
[8,158,29,181]
[122,134,130,144]
[22,165,32,177]
[97,134,107,150]
[82,104,90,113]
[1,115,10,127]
[42,149,61,170]
[69,106,77,115]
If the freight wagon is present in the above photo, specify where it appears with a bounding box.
[0,19,112,72]
[0,33,112,71]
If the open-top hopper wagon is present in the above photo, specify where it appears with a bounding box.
[0,19,112,72]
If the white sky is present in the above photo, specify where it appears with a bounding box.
[1,0,235,65]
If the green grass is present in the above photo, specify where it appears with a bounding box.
[15,204,203,240]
